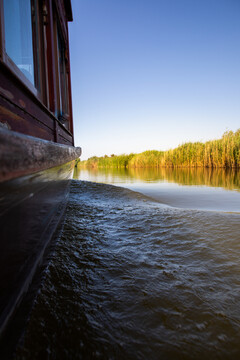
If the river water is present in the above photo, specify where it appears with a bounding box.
[17,168,240,359]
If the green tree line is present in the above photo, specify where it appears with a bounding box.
[79,129,240,169]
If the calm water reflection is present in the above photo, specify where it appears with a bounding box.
[74,167,240,212]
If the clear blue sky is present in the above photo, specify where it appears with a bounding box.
[69,0,240,160]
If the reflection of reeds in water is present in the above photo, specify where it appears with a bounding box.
[74,166,240,192]
[132,167,240,191]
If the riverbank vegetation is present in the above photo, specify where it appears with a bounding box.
[79,129,240,169]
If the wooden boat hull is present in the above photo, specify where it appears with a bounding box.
[0,127,81,352]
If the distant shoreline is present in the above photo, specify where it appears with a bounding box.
[78,129,240,169]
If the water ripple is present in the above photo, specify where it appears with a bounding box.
[17,181,240,359]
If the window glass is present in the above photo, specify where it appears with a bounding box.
[56,26,69,129]
[3,0,35,84]
[57,28,69,116]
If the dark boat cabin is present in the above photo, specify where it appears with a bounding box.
[0,0,74,146]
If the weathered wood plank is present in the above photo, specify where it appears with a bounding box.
[0,100,54,141]
[0,127,82,182]
[0,66,74,145]
[0,67,54,129]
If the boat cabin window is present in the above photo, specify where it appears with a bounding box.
[57,28,69,119]
[2,0,40,90]
[0,0,72,134]
[54,18,70,130]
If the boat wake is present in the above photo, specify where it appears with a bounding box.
[17,180,240,359]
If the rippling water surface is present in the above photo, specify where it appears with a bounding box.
[17,172,240,359]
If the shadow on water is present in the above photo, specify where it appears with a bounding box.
[73,166,240,192]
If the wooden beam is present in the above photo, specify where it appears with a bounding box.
[0,127,81,182]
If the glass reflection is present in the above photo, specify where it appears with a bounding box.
[3,0,35,84]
